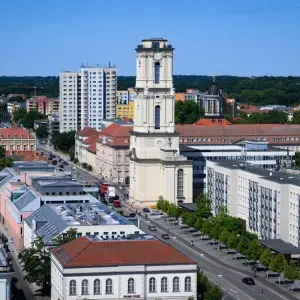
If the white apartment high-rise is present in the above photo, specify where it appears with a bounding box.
[59,66,117,132]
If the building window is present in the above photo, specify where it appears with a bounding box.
[177,169,184,197]
[155,105,160,129]
[185,276,191,292]
[10,145,13,150]
[149,277,156,293]
[94,279,100,295]
[128,278,135,293]
[161,277,168,292]
[23,145,27,151]
[154,62,160,84]
[173,277,180,292]
[106,279,113,294]
[81,279,88,295]
[69,280,76,295]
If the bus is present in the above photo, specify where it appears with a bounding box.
[99,182,109,195]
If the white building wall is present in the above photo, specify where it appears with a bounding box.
[51,255,197,300]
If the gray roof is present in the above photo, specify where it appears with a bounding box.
[0,168,15,187]
[25,205,68,243]
[38,181,82,187]
[14,190,38,211]
[211,160,300,185]
[179,203,197,212]
[258,239,300,258]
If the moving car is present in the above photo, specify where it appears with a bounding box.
[148,225,157,231]
[242,277,255,285]
[161,234,170,240]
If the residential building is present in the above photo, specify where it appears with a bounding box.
[96,123,132,183]
[0,127,36,154]
[26,96,60,115]
[117,88,137,104]
[0,162,99,251]
[24,202,143,248]
[59,66,117,133]
[130,38,193,207]
[180,140,295,194]
[116,101,134,120]
[206,159,300,247]
[75,127,99,164]
[7,102,21,115]
[48,113,60,137]
[0,238,14,300]
[50,236,197,300]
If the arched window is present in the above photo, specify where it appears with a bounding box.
[149,277,156,293]
[128,278,135,293]
[161,277,168,292]
[94,279,101,295]
[106,278,113,294]
[155,105,160,129]
[177,169,184,198]
[185,276,192,292]
[81,279,88,295]
[173,277,180,292]
[154,62,160,84]
[69,280,76,295]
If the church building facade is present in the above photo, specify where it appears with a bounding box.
[129,38,193,207]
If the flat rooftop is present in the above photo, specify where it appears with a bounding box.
[210,159,300,185]
[258,239,300,258]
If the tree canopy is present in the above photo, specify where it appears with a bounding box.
[35,125,48,139]
[175,101,204,124]
[51,131,76,153]
[13,108,46,129]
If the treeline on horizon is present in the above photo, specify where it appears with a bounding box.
[1,75,300,106]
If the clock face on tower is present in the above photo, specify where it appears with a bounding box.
[154,53,162,61]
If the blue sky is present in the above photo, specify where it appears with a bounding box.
[1,0,300,76]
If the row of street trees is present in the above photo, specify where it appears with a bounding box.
[157,196,300,289]
[0,146,13,171]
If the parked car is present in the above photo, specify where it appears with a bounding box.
[242,277,255,285]
[148,225,157,231]
[161,234,170,240]
[128,213,136,218]
[59,164,64,168]
[63,161,68,165]
[52,160,57,165]
[142,208,150,214]
[118,210,124,216]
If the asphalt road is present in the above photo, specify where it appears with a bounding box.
[40,145,297,300]
[120,204,297,300]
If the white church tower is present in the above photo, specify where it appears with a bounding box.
[129,38,193,207]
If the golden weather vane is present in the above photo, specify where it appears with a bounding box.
[212,75,216,83]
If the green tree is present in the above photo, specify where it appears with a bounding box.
[125,176,130,185]
[260,248,272,271]
[210,222,222,241]
[236,236,249,255]
[195,194,212,219]
[186,213,197,228]
[295,152,300,168]
[197,270,209,299]
[194,218,204,232]
[52,228,78,246]
[51,131,76,153]
[0,146,5,158]
[201,220,212,236]
[87,164,93,171]
[247,240,263,261]
[204,284,223,300]
[22,111,46,129]
[227,233,240,249]
[167,203,181,219]
[35,125,48,139]
[175,100,204,124]
[292,111,300,124]
[8,95,25,102]
[13,108,26,124]
[0,157,14,171]
[269,254,285,274]
[283,260,300,290]
[219,229,230,245]
[181,212,190,225]
[18,237,51,296]
[68,145,75,161]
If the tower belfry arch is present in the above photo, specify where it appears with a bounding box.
[129,38,193,207]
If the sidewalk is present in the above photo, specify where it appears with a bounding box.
[125,202,300,300]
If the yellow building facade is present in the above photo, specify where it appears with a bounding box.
[116,101,135,120]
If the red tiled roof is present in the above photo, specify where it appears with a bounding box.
[83,134,100,145]
[0,127,34,139]
[176,124,300,137]
[87,140,97,154]
[98,124,133,147]
[77,127,99,137]
[195,118,232,126]
[51,236,196,268]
